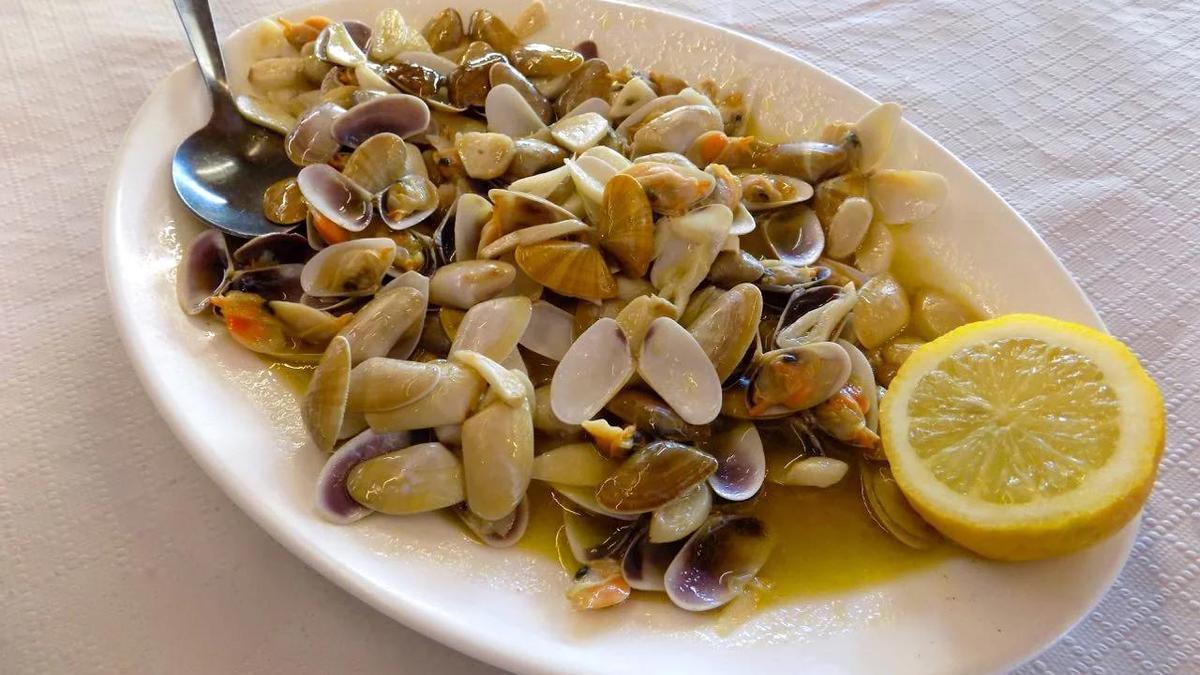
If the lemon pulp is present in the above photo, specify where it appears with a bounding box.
[907,338,1121,504]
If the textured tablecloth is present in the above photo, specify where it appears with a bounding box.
[2,0,1197,672]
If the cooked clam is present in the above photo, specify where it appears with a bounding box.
[759,205,825,267]
[462,394,534,520]
[746,341,852,416]
[911,289,973,340]
[631,104,723,157]
[566,558,631,610]
[622,161,715,216]
[740,173,813,211]
[456,497,530,548]
[707,422,766,501]
[775,282,857,348]
[623,529,684,592]
[868,170,948,225]
[334,285,424,363]
[331,94,431,147]
[296,163,372,232]
[347,442,466,514]
[638,317,723,425]
[861,461,940,549]
[853,273,910,349]
[596,441,718,513]
[531,442,615,487]
[597,173,655,278]
[300,237,397,298]
[449,295,533,362]
[485,82,548,137]
[553,58,611,118]
[687,283,763,382]
[605,390,711,444]
[346,357,441,412]
[650,204,732,310]
[550,112,610,154]
[315,428,412,523]
[365,360,485,431]
[421,8,465,52]
[514,240,616,302]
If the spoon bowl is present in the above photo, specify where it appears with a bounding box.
[170,0,297,238]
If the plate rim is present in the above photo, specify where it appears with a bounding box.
[102,1,1131,673]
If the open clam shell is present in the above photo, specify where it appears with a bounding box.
[296,163,373,233]
[562,505,641,562]
[741,173,814,212]
[746,341,852,416]
[707,422,766,501]
[485,82,549,138]
[315,429,412,524]
[551,318,635,425]
[177,229,232,315]
[226,263,305,303]
[300,237,397,298]
[687,283,763,382]
[760,204,825,267]
[285,102,345,166]
[775,282,857,349]
[649,204,733,310]
[232,232,311,268]
[860,461,940,549]
[637,317,723,425]
[314,22,367,67]
[604,390,711,444]
[332,94,431,147]
[664,515,772,611]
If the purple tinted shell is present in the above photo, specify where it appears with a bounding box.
[315,429,412,524]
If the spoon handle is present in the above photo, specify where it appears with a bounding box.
[172,0,240,127]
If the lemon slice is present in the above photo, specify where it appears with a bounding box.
[880,314,1163,560]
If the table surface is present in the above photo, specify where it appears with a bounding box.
[2,0,1197,672]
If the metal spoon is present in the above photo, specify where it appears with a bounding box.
[171,0,295,238]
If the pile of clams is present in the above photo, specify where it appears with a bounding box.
[178,2,976,614]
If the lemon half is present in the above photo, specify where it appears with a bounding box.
[880,314,1164,560]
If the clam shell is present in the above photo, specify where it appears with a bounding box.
[295,163,372,232]
[300,237,397,298]
[687,283,763,382]
[269,301,350,343]
[341,132,409,195]
[478,219,590,259]
[553,58,611,118]
[760,205,824,267]
[448,51,506,108]
[598,173,655,278]
[637,317,723,425]
[462,397,534,520]
[285,102,344,166]
[550,318,634,425]
[335,286,424,364]
[776,282,857,349]
[511,42,584,78]
[562,97,611,120]
[377,175,438,230]
[860,461,940,549]
[604,390,710,443]
[596,441,718,514]
[550,112,610,153]
[429,260,516,309]
[631,104,723,157]
[615,93,691,140]
[911,289,972,341]
[531,442,616,487]
[780,456,848,488]
[315,428,412,523]
[514,240,617,302]
[825,196,873,259]
[747,342,852,416]
[365,361,485,431]
[533,384,583,437]
[455,497,530,548]
[488,188,577,235]
[565,156,615,206]
[314,22,366,67]
[444,192,493,263]
[622,161,716,216]
[490,62,554,124]
[812,173,868,228]
[397,51,459,77]
[380,270,429,359]
[663,515,772,611]
[707,250,764,288]
[467,10,519,55]
[623,529,685,591]
[867,170,948,224]
[855,222,895,276]
[504,138,569,180]
[754,141,847,183]
[506,165,573,202]
[853,273,910,349]
[368,8,429,62]
[420,8,465,52]
[177,229,231,315]
[848,102,902,173]
[707,423,766,501]
[650,204,733,310]
[346,357,441,413]
[520,299,576,360]
[649,483,712,543]
[729,203,756,236]
[609,77,657,121]
[346,442,465,514]
[302,335,352,452]
[451,348,526,406]
[552,484,639,521]
[741,173,814,212]
[485,82,549,138]
[331,94,431,147]
[236,94,296,134]
[449,295,533,363]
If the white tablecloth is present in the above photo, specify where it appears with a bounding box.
[2,0,1196,672]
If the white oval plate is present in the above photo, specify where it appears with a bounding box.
[104,1,1136,673]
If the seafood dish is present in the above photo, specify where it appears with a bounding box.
[175,1,1165,618]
